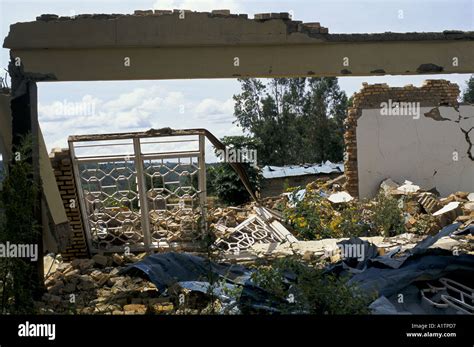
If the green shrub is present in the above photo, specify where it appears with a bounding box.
[251,257,372,314]
[284,187,373,240]
[332,202,373,238]
[284,191,333,240]
[208,136,261,206]
[0,135,41,313]
[370,192,405,237]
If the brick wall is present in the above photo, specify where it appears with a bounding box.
[50,148,89,259]
[343,79,460,198]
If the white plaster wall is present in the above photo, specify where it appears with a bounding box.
[357,105,474,198]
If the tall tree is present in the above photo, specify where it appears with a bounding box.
[233,77,348,166]
[463,75,474,103]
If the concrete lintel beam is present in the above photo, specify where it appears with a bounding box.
[9,40,474,81]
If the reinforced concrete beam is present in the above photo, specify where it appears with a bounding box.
[3,11,474,81]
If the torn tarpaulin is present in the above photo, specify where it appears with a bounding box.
[120,252,251,292]
[329,237,379,273]
[121,252,294,314]
[324,224,474,314]
[348,253,474,299]
[368,222,461,269]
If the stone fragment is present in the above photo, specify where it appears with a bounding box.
[36,14,59,21]
[134,10,153,16]
[211,10,230,16]
[92,254,110,267]
[123,304,147,314]
[328,191,353,203]
[398,180,420,194]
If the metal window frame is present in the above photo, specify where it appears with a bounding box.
[69,130,207,254]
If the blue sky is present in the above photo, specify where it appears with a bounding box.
[0,0,473,160]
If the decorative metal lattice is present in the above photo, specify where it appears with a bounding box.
[214,207,299,254]
[215,215,282,253]
[79,160,142,250]
[70,133,206,253]
[145,156,202,243]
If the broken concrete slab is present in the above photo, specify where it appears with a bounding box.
[250,236,389,260]
[429,236,462,251]
[328,191,354,203]
[380,178,399,193]
[397,180,421,194]
[433,201,462,226]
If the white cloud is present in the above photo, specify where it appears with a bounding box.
[103,86,165,112]
[194,97,234,122]
[38,82,244,161]
[38,95,101,122]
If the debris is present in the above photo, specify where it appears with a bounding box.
[328,191,353,203]
[429,236,462,251]
[463,202,474,212]
[347,250,474,314]
[417,192,442,214]
[421,278,474,315]
[433,201,462,227]
[468,193,474,202]
[214,206,297,253]
[261,161,343,179]
[92,254,110,267]
[380,178,399,193]
[71,258,94,271]
[123,304,147,314]
[43,253,60,277]
[38,168,474,316]
[285,188,306,207]
[121,253,251,292]
[397,180,420,194]
[112,253,124,266]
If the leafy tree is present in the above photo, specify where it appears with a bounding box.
[207,136,261,206]
[463,75,474,103]
[233,77,348,166]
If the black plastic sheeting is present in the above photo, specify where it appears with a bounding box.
[333,237,379,273]
[370,222,461,269]
[120,252,251,292]
[348,253,474,298]
[121,252,292,313]
[326,223,474,314]
[120,224,474,315]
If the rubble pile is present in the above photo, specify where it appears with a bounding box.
[38,174,473,315]
[379,179,474,231]
[207,175,473,261]
[39,253,174,315]
[220,176,473,264]
[288,177,472,234]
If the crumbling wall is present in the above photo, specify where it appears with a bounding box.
[344,80,473,198]
[50,149,88,259]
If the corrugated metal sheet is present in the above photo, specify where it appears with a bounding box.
[262,161,343,179]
